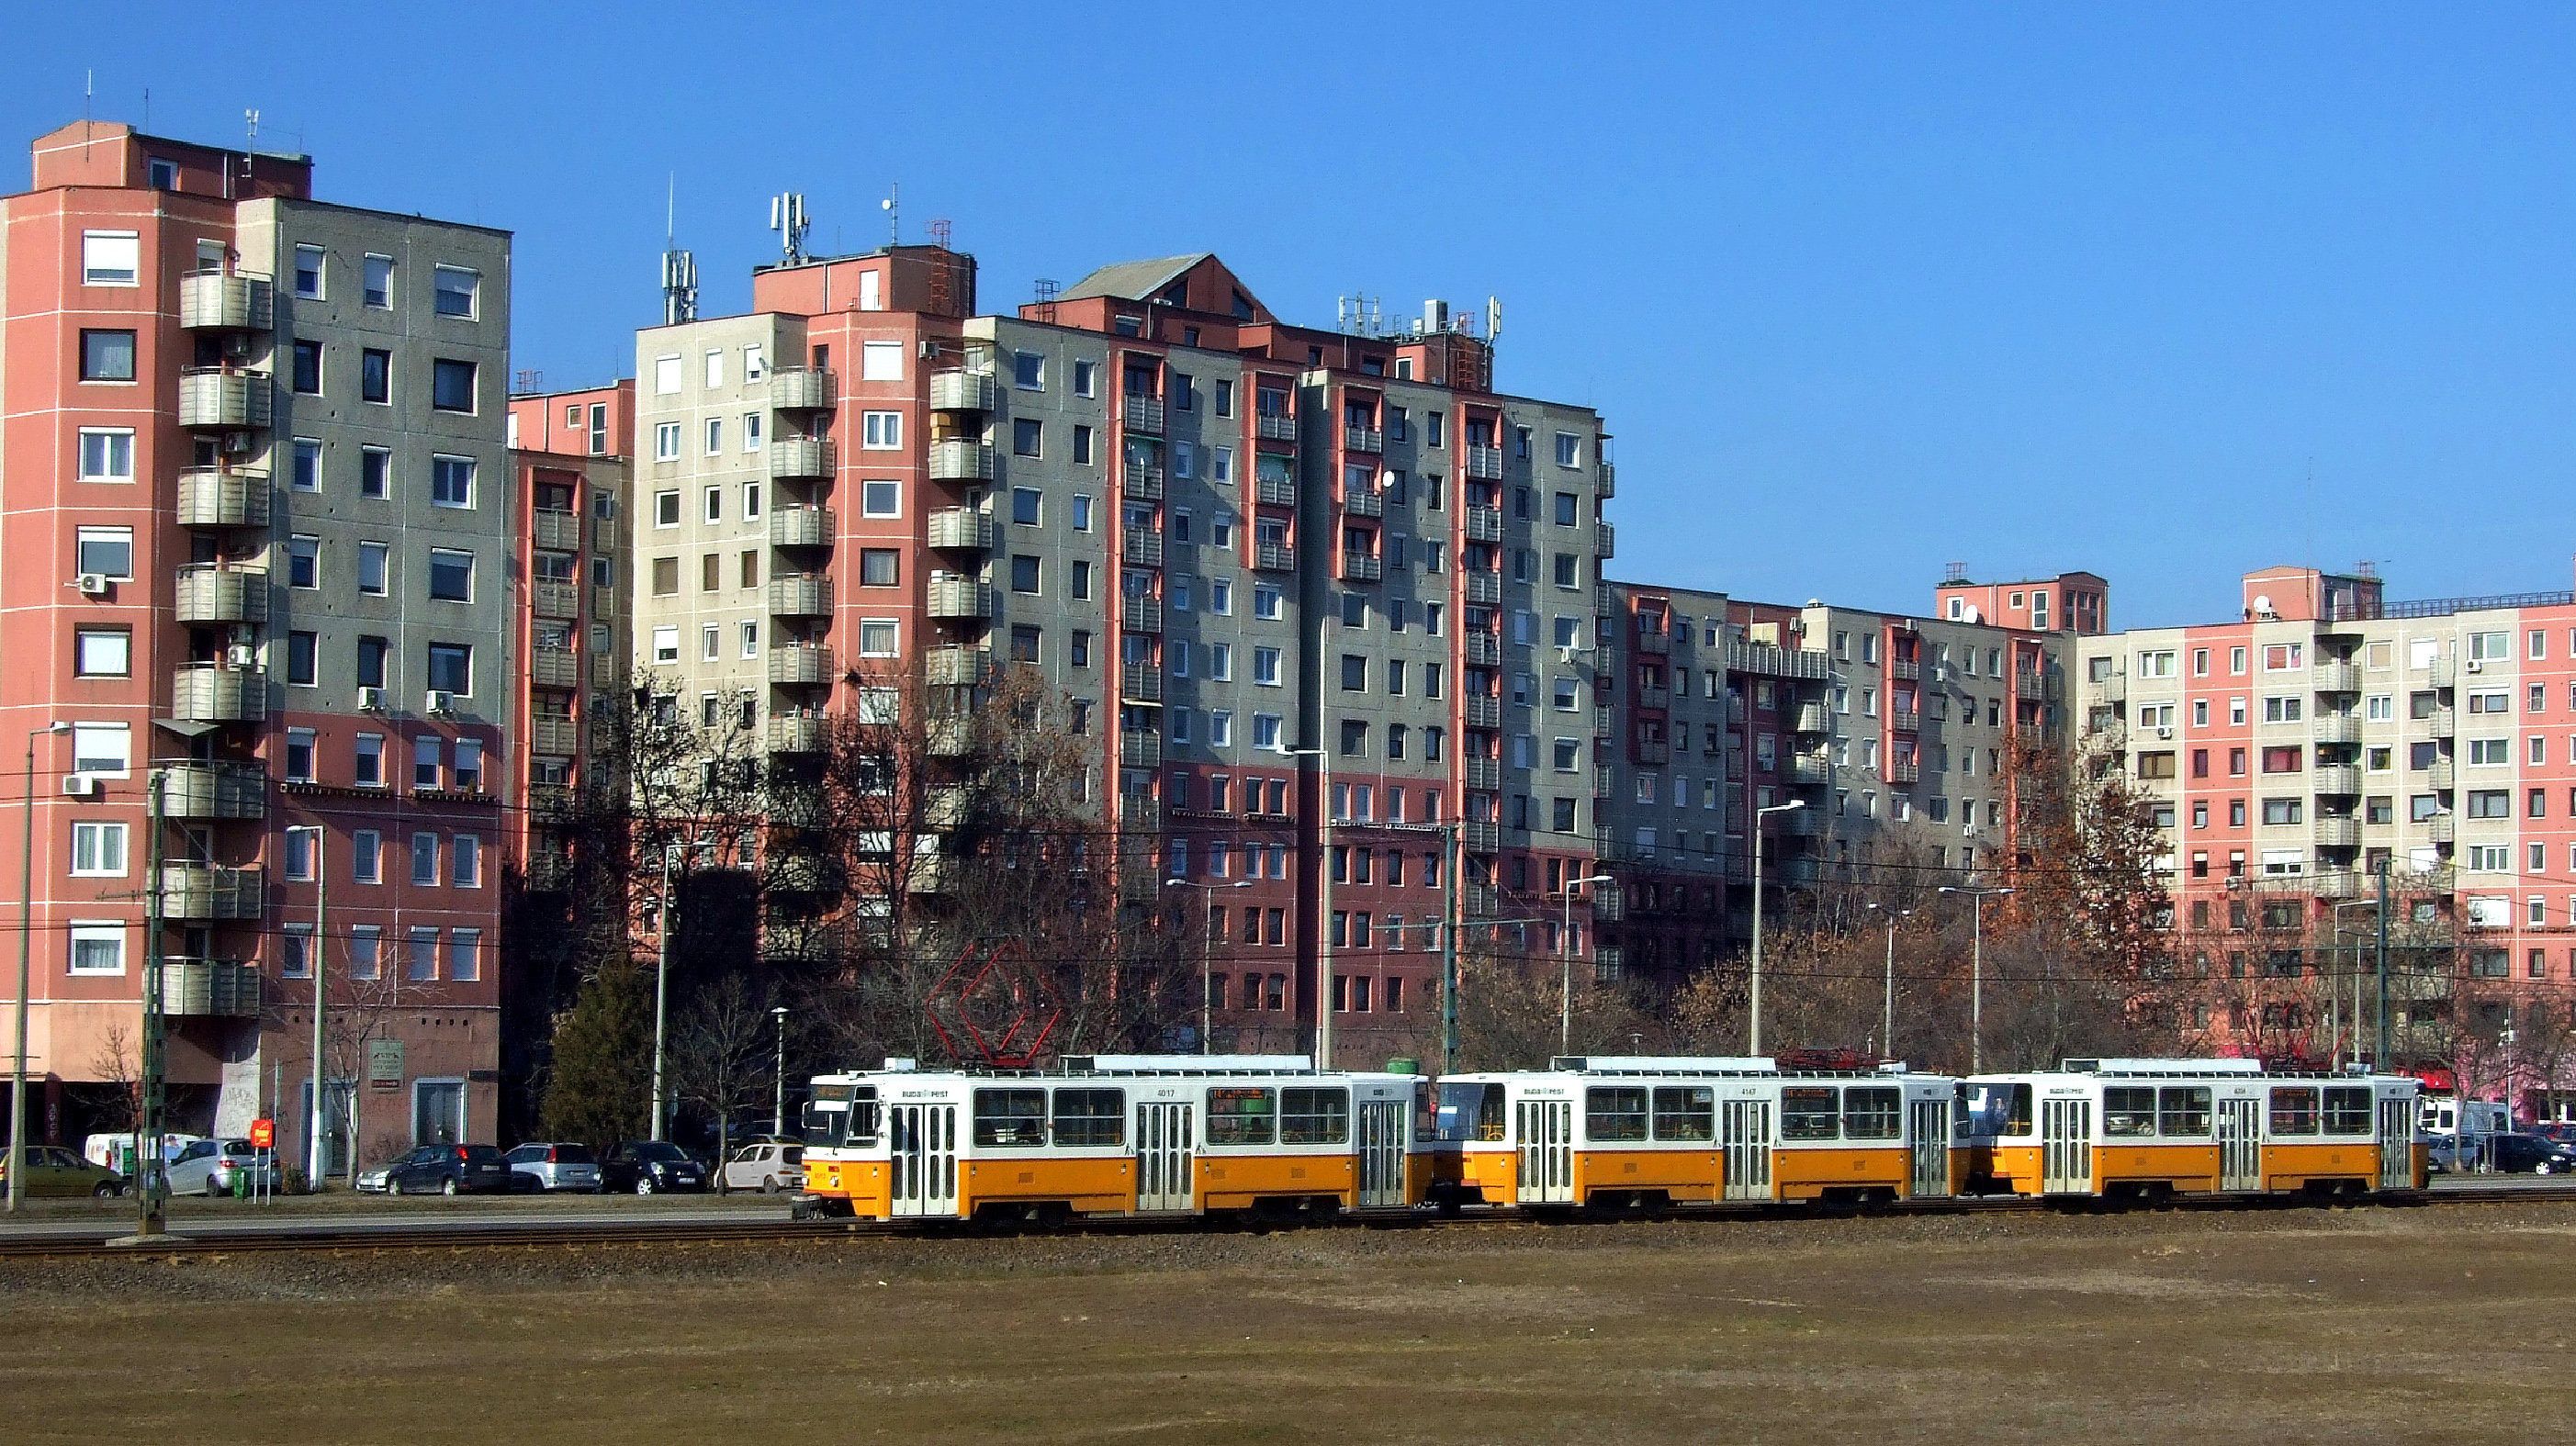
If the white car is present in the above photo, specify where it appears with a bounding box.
[721,1141,804,1194]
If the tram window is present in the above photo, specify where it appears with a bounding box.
[2156,1087,2210,1138]
[1780,1086,1841,1141]
[1208,1086,1277,1146]
[1414,1081,1437,1140]
[1281,1087,1350,1144]
[1434,1082,1505,1143]
[801,1087,849,1146]
[2269,1086,2321,1137]
[1842,1086,1901,1141]
[1584,1087,1649,1142]
[1052,1087,1126,1147]
[1961,1082,2032,1138]
[1650,1086,1715,1141]
[973,1088,1050,1148]
[2103,1087,2159,1138]
[2323,1086,2373,1136]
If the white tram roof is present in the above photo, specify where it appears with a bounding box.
[1062,1053,1321,1075]
[2062,1058,2267,1076]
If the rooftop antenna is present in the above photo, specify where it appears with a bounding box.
[928,217,951,251]
[882,184,898,246]
[1486,296,1503,343]
[1033,276,1059,326]
[769,191,810,267]
[660,175,697,325]
[244,107,259,147]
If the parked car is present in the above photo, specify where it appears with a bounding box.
[2486,1134,2576,1176]
[2530,1122,2576,1149]
[503,1142,602,1194]
[721,1141,804,1194]
[354,1159,397,1194]
[380,1143,516,1196]
[163,1138,280,1197]
[0,1145,125,1198]
[601,1140,709,1194]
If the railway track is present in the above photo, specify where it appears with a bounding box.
[1,1180,2566,1262]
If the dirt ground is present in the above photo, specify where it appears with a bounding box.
[3,1202,2569,1444]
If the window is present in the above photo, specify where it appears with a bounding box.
[73,628,129,678]
[431,455,476,508]
[703,418,723,455]
[292,244,326,297]
[411,832,441,886]
[78,329,136,382]
[1074,359,1097,396]
[654,422,681,461]
[349,926,382,980]
[426,550,474,602]
[1012,351,1045,389]
[427,643,471,695]
[364,253,392,308]
[447,929,482,982]
[69,821,126,877]
[287,632,318,688]
[68,924,124,976]
[2268,1087,2320,1137]
[1842,1086,1901,1141]
[409,928,439,982]
[289,340,323,394]
[433,265,479,319]
[82,231,141,286]
[1779,1086,1840,1141]
[354,737,384,790]
[859,620,898,657]
[861,480,901,518]
[361,447,390,498]
[861,411,903,449]
[1010,555,1041,593]
[1585,1087,1649,1142]
[454,835,481,888]
[432,359,478,412]
[75,429,134,482]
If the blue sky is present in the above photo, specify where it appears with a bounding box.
[14,4,2574,626]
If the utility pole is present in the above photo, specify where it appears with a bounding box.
[1749,800,1805,1055]
[2375,857,2392,1066]
[135,768,168,1239]
[307,830,328,1188]
[1559,874,1614,1054]
[1940,884,2013,1073]
[9,722,66,1214]
[650,846,675,1141]
[1440,822,1460,1073]
[770,1005,789,1138]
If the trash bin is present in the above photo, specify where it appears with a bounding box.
[232,1168,251,1200]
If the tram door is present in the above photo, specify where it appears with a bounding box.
[1720,1098,1772,1202]
[2040,1098,2093,1194]
[2375,1095,2414,1190]
[1356,1098,1408,1208]
[1134,1101,1195,1213]
[1908,1098,1952,1198]
[1515,1098,1574,1205]
[2217,1095,2263,1192]
[889,1103,958,1218]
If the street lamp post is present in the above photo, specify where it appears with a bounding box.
[1940,885,2013,1072]
[650,843,684,1142]
[1166,878,1253,1053]
[2329,899,2380,1070]
[1865,902,1913,1059]
[770,1005,790,1139]
[1559,874,1614,1053]
[1749,801,1805,1056]
[8,722,68,1215]
[1279,745,1332,1068]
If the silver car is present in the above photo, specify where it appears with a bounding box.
[163,1138,279,1197]
[502,1141,602,1193]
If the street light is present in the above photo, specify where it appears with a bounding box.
[1277,745,1333,1069]
[1166,878,1254,1053]
[1558,875,1614,1053]
[770,1005,790,1139]
[649,840,703,1142]
[1864,902,1914,1059]
[1749,800,1805,1056]
[1939,884,2014,1072]
[8,721,69,1215]
[2328,900,2380,1070]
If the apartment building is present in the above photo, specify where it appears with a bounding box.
[2071,565,2576,1059]
[0,122,513,1164]
[631,246,1614,1063]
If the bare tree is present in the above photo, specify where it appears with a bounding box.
[668,973,780,1188]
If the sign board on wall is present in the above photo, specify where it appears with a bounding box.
[367,1039,405,1090]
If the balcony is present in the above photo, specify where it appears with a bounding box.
[771,854,829,895]
[1255,412,1299,443]
[929,369,996,412]
[1792,754,1831,788]
[1792,701,1829,734]
[2312,869,2361,899]
[771,788,828,829]
[1121,463,1166,502]
[2012,669,2046,701]
[1465,572,1502,605]
[1779,809,1825,838]
[926,646,995,688]
[161,958,260,1018]
[157,762,264,821]
[159,864,264,922]
[177,271,272,331]
[1253,542,1295,574]
[1344,424,1384,454]
[1637,684,1670,711]
[1727,642,1832,681]
[2087,671,2127,701]
[177,370,271,430]
[171,665,266,723]
[768,575,833,617]
[2313,815,2361,849]
[1344,487,1383,519]
[530,647,580,689]
[1125,596,1164,633]
[2427,759,2455,790]
[1119,731,1164,768]
[770,506,835,549]
[1464,820,1502,854]
[1888,760,1921,786]
[1594,706,1615,740]
[907,855,952,894]
[1465,633,1501,667]
[1637,628,1671,656]
[1121,664,1164,703]
[768,437,832,478]
[1123,529,1165,568]
[1891,706,1920,734]
[770,367,836,411]
[914,785,966,831]
[1594,522,1615,558]
[926,714,972,757]
[2424,815,2456,845]
[1255,474,1297,508]
[768,645,836,686]
[529,717,579,755]
[1598,461,1616,498]
[920,438,994,481]
[175,469,272,529]
[927,577,994,619]
[1465,506,1503,544]
[1466,445,1504,481]
[2312,714,2360,745]
[1890,658,1922,682]
[2313,659,2361,693]
[2427,656,2456,689]
[1594,765,1616,799]
[532,510,581,552]
[2428,705,2456,734]
[1465,696,1502,729]
[1465,757,1502,791]
[532,578,579,619]
[2312,763,2361,794]
[174,566,268,625]
[1467,884,1499,918]
[1634,738,1670,767]
[928,508,995,551]
[1342,552,1382,582]
[1123,395,1166,434]
[767,715,827,753]
[528,781,573,818]
[1116,791,1157,829]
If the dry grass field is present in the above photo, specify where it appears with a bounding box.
[3,1202,2569,1444]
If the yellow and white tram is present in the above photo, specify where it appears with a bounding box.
[1959,1059,2425,1199]
[1430,1057,1960,1210]
[794,1055,1427,1223]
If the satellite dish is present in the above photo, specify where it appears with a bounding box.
[1963,605,1982,624]
[2252,593,2274,614]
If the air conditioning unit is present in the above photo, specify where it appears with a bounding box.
[223,432,253,454]
[357,687,388,712]
[425,689,456,717]
[225,645,255,668]
[74,574,109,597]
[2465,659,2483,674]
[2154,725,2175,740]
[60,774,95,798]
